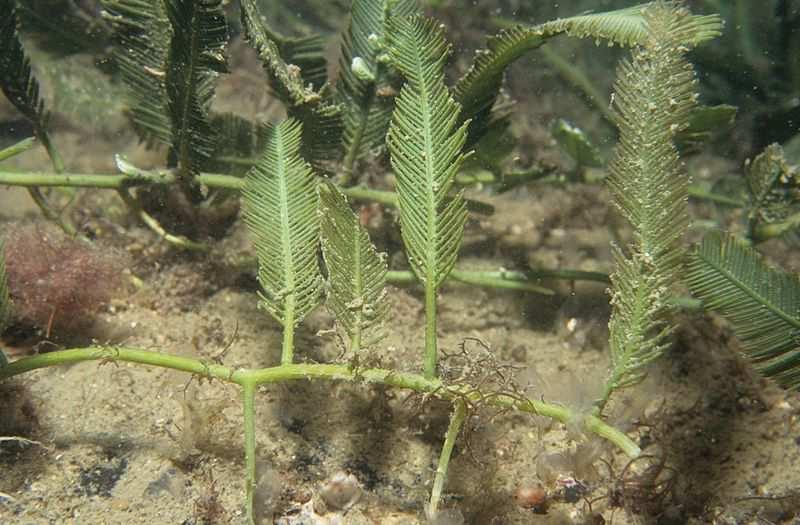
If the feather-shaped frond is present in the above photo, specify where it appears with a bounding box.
[687,231,800,389]
[164,0,228,192]
[387,15,469,287]
[288,98,345,165]
[454,2,721,142]
[102,0,173,146]
[242,119,321,330]
[606,5,703,278]
[279,34,328,91]
[240,0,343,165]
[0,238,10,333]
[17,0,109,56]
[0,0,49,139]
[338,0,417,170]
[607,248,674,392]
[601,3,712,405]
[240,0,322,105]
[746,144,800,236]
[319,182,388,352]
[206,112,262,177]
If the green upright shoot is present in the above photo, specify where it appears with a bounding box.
[319,182,389,357]
[387,16,470,379]
[598,4,721,412]
[242,119,321,364]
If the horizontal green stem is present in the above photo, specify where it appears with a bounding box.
[687,185,745,207]
[388,269,698,309]
[0,346,640,457]
[0,169,387,210]
[450,269,554,295]
[0,169,188,189]
[0,169,743,211]
[387,268,610,287]
[455,166,557,189]
[339,185,398,207]
[0,170,496,216]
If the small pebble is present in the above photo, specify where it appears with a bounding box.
[319,471,361,512]
[514,484,548,512]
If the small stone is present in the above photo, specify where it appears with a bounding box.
[111,498,130,511]
[514,484,547,510]
[318,471,361,512]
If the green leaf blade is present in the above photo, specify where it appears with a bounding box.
[387,15,469,288]
[242,119,321,329]
[687,231,800,389]
[319,182,388,352]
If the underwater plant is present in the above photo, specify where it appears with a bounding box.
[3,0,797,522]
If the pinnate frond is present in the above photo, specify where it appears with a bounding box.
[104,0,228,193]
[164,0,228,187]
[279,34,329,91]
[387,16,469,287]
[102,0,173,146]
[746,144,800,228]
[607,249,674,391]
[319,182,388,352]
[206,113,262,177]
[0,0,50,139]
[602,3,716,404]
[687,232,800,390]
[240,0,343,164]
[338,0,417,169]
[455,2,721,142]
[606,5,706,279]
[240,0,320,106]
[242,119,321,328]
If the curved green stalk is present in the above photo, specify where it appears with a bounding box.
[0,137,35,162]
[242,379,257,525]
[0,346,640,458]
[428,399,467,519]
[116,187,209,251]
